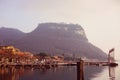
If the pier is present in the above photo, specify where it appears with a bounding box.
[76,48,118,80]
[0,63,58,69]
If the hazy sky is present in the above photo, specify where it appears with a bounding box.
[0,0,120,59]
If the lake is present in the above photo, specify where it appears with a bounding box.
[0,62,119,80]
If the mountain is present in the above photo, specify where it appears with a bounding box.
[0,27,25,45]
[0,23,107,60]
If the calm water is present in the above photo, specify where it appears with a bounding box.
[0,62,119,80]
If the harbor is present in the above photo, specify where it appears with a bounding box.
[0,47,118,68]
[0,60,119,80]
[0,46,118,80]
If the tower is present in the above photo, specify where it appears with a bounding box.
[108,48,115,63]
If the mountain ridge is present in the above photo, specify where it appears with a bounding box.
[0,23,107,60]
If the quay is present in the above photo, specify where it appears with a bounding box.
[57,61,118,66]
[0,63,58,69]
[85,61,118,66]
[0,61,118,68]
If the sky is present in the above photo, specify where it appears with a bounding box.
[0,0,120,59]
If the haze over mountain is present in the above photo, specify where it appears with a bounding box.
[0,23,107,60]
[0,27,24,45]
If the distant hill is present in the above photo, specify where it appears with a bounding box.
[0,27,25,45]
[0,23,107,60]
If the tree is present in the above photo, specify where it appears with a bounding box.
[38,52,49,57]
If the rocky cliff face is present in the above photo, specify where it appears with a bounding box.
[0,23,107,60]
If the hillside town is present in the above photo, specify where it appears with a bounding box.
[0,45,65,67]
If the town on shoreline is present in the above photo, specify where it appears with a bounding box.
[0,45,77,68]
[0,45,118,69]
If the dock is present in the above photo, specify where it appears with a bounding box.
[0,63,58,69]
[85,61,118,66]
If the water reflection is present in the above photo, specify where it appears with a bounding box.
[0,66,77,80]
[0,67,20,80]
[109,66,115,80]
[85,66,105,80]
[0,67,35,80]
[0,65,116,80]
